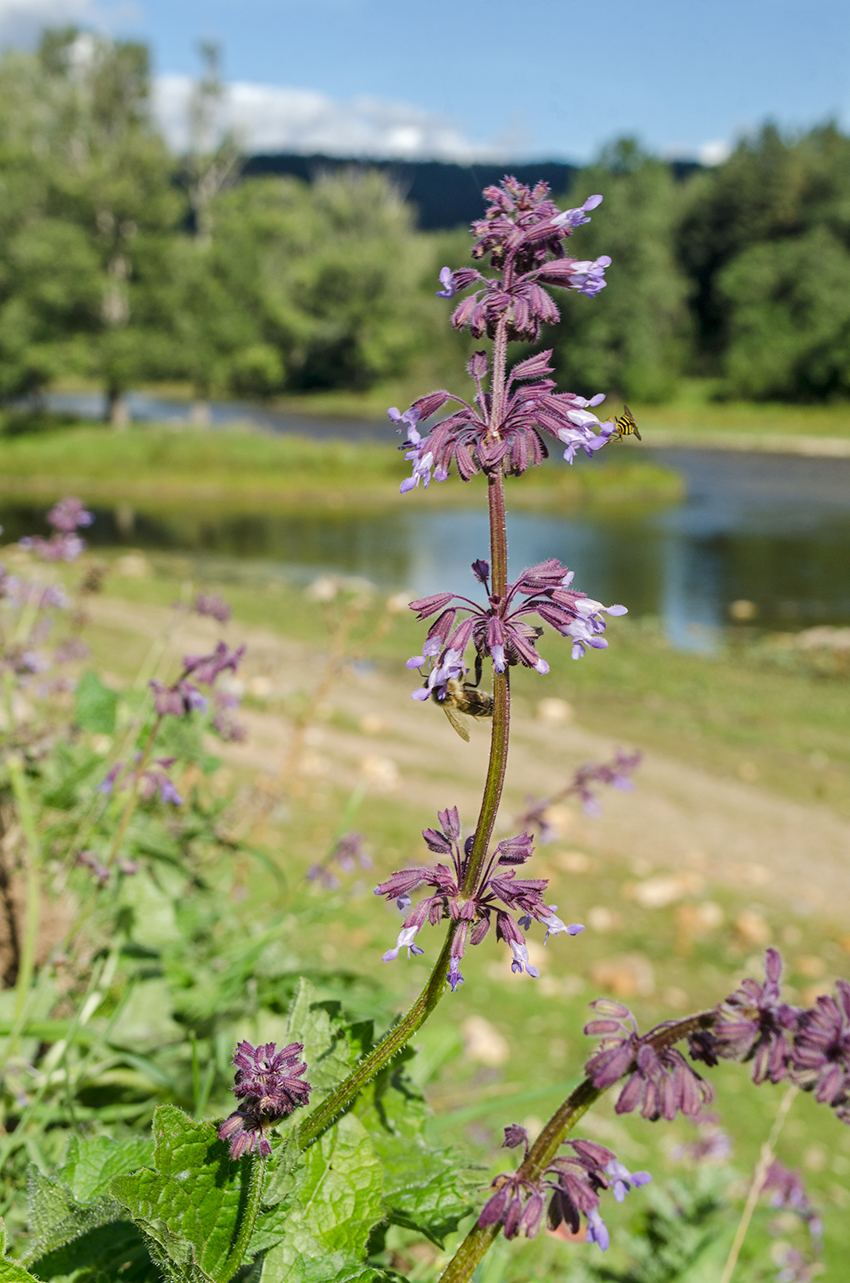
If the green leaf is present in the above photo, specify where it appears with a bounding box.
[353,1060,479,1248]
[0,1221,39,1283]
[110,1105,265,1283]
[59,1136,155,1205]
[284,979,355,1104]
[27,1221,156,1283]
[24,1137,158,1281]
[74,671,118,734]
[258,1114,384,1283]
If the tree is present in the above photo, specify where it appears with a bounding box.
[552,139,691,403]
[23,30,180,425]
[677,122,850,378]
[719,226,850,399]
[207,169,441,394]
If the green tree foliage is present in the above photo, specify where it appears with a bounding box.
[202,170,442,393]
[552,139,691,403]
[719,226,850,399]
[678,122,850,396]
[0,30,179,422]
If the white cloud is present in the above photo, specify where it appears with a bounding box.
[663,138,732,167]
[697,139,732,166]
[153,73,505,163]
[0,0,136,46]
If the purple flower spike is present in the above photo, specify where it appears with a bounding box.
[791,980,850,1107]
[218,1040,311,1160]
[374,806,581,984]
[714,948,799,1084]
[408,561,626,702]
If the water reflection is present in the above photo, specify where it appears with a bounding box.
[3,448,850,648]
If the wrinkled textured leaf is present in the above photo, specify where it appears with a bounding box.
[259,1114,383,1283]
[111,1105,262,1283]
[0,1222,38,1283]
[354,1061,478,1247]
[60,1136,155,1205]
[284,979,355,1103]
[25,1138,159,1283]
[74,671,118,734]
[27,1222,155,1283]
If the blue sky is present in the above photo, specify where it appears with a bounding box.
[3,0,849,161]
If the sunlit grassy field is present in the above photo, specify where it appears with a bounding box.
[57,544,850,1281]
[0,423,682,511]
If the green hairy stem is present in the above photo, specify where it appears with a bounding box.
[439,1011,717,1283]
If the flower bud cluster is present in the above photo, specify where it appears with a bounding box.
[713,948,850,1124]
[583,1000,714,1122]
[218,1040,312,1159]
[583,952,850,1131]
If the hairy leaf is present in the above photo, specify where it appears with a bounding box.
[284,978,355,1103]
[0,1222,38,1283]
[354,1059,478,1247]
[25,1137,158,1282]
[111,1105,266,1283]
[258,1114,383,1283]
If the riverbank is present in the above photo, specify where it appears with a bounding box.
[0,423,683,511]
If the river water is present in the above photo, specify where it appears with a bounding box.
[6,394,850,649]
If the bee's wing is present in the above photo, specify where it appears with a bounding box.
[442,704,471,742]
[623,405,641,440]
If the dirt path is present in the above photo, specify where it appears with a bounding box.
[91,595,850,922]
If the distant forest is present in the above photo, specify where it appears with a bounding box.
[242,154,703,231]
[2,28,850,421]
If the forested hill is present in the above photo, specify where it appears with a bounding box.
[241,153,702,229]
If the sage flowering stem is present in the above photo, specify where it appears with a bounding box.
[299,441,514,1143]
[438,1010,715,1283]
[462,466,511,898]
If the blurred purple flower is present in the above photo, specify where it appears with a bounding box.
[48,498,94,533]
[96,763,124,795]
[307,831,372,888]
[139,758,183,806]
[516,750,641,837]
[183,641,245,686]
[714,949,799,1084]
[193,592,231,623]
[75,849,110,886]
[19,497,94,562]
[763,1160,822,1243]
